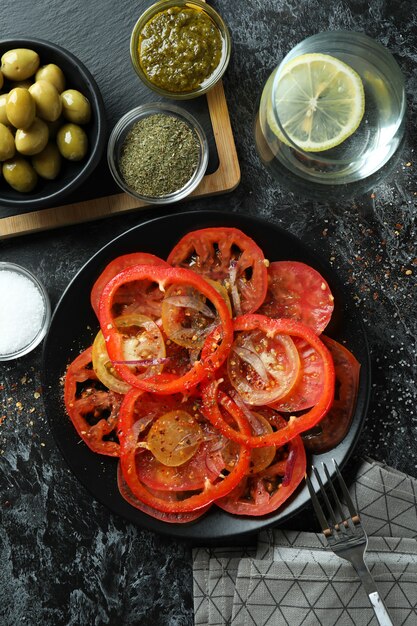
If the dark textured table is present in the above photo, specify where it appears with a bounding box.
[1,1,417,624]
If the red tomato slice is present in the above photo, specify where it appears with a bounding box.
[136,439,224,492]
[99,265,234,395]
[304,336,360,454]
[117,387,251,513]
[259,261,334,334]
[201,314,335,448]
[268,337,325,412]
[161,283,219,350]
[167,227,268,316]
[117,465,211,523]
[90,252,169,319]
[227,328,300,405]
[215,414,306,516]
[64,347,122,457]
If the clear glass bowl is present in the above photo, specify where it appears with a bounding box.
[130,0,231,99]
[107,103,209,204]
[254,31,406,200]
[0,262,51,361]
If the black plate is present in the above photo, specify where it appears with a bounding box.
[42,211,371,542]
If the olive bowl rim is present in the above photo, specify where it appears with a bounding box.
[0,36,107,210]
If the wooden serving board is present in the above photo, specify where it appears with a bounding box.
[0,81,239,239]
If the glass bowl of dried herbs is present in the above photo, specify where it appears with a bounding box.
[107,103,209,204]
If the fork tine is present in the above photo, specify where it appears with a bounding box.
[312,465,339,531]
[333,459,361,524]
[322,462,349,531]
[305,473,332,535]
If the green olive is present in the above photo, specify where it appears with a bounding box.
[32,142,61,179]
[1,48,40,81]
[0,94,9,126]
[3,156,37,192]
[15,117,49,155]
[35,64,66,93]
[61,89,91,124]
[29,80,62,122]
[0,123,15,161]
[57,123,88,161]
[6,87,36,129]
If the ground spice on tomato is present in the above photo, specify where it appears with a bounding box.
[119,113,200,197]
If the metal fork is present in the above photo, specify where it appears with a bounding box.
[305,460,394,626]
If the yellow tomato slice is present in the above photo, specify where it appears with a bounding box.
[146,410,203,467]
[92,313,166,393]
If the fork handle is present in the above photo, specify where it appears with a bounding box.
[352,560,394,626]
[368,591,394,626]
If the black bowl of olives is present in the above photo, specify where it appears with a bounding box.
[0,37,106,210]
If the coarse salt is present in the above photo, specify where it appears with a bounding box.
[0,270,45,355]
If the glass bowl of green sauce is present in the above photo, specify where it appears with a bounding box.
[130,0,231,99]
[107,103,209,204]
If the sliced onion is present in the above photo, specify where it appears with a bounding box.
[120,416,154,454]
[231,345,270,384]
[163,295,216,318]
[229,259,242,316]
[112,357,170,366]
[207,432,229,453]
[172,430,205,453]
[282,449,296,487]
[232,393,266,436]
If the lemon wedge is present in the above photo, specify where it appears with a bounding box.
[270,53,365,152]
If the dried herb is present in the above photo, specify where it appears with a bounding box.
[119,113,200,197]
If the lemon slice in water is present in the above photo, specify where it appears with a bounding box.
[271,53,365,152]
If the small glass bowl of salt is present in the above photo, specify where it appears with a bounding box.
[0,262,51,361]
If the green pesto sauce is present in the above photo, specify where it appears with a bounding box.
[139,6,223,92]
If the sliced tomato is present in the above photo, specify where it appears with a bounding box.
[146,409,204,466]
[99,265,233,395]
[117,386,223,492]
[304,336,360,454]
[227,327,300,405]
[220,405,276,475]
[268,337,325,412]
[201,314,335,448]
[92,313,167,393]
[92,324,131,395]
[136,440,224,492]
[259,261,334,334]
[90,252,170,320]
[117,387,251,513]
[161,283,219,350]
[117,465,211,523]
[167,227,268,316]
[215,414,306,516]
[64,347,122,457]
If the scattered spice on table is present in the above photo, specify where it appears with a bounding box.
[119,113,200,197]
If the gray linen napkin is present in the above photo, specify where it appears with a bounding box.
[193,459,417,626]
